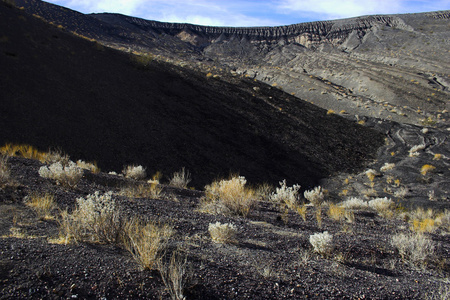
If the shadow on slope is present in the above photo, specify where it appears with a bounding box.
[0,3,384,188]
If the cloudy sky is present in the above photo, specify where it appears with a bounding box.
[45,0,450,26]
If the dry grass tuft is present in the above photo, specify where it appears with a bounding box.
[157,251,189,300]
[202,176,255,216]
[0,155,11,187]
[119,183,162,199]
[122,165,146,180]
[169,167,191,189]
[368,197,395,218]
[122,217,173,270]
[76,160,100,173]
[0,143,69,164]
[24,193,56,220]
[420,164,436,175]
[208,222,237,244]
[327,204,346,221]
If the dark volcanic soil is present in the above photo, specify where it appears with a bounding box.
[0,2,384,189]
[1,155,449,299]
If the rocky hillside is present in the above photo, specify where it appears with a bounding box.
[0,1,384,188]
[15,0,450,125]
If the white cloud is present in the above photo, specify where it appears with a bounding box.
[277,0,450,20]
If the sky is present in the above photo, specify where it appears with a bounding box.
[45,0,450,27]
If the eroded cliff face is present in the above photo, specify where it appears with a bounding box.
[15,0,450,125]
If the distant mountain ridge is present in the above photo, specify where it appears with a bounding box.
[14,0,450,126]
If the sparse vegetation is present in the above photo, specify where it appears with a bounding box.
[368,197,395,218]
[309,231,333,257]
[169,167,191,189]
[304,186,324,206]
[208,222,237,243]
[122,217,173,270]
[119,182,162,199]
[409,144,426,157]
[122,165,146,180]
[421,164,436,175]
[39,161,83,188]
[340,197,368,210]
[269,179,301,210]
[157,251,189,300]
[60,191,122,244]
[391,232,435,266]
[24,193,56,220]
[0,155,11,187]
[202,176,256,216]
[76,159,100,173]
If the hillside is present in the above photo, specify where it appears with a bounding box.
[15,0,450,126]
[0,1,385,188]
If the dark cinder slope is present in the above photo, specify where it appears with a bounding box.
[0,2,384,187]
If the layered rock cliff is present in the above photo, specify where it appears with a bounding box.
[14,0,450,125]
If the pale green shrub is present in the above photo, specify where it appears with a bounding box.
[380,163,395,172]
[123,165,146,180]
[169,167,191,189]
[304,186,324,206]
[208,222,237,243]
[61,191,122,243]
[309,231,333,256]
[368,197,395,217]
[270,179,301,210]
[391,232,435,266]
[339,197,368,210]
[39,161,83,187]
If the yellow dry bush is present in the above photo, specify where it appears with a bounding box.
[203,176,255,216]
[122,217,173,270]
[433,153,443,160]
[24,193,56,220]
[411,218,436,233]
[296,204,307,222]
[327,204,345,222]
[420,164,436,175]
[119,183,162,199]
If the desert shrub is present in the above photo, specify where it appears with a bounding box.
[409,144,426,157]
[435,210,450,232]
[309,231,333,256]
[368,197,395,217]
[157,251,188,300]
[148,171,163,184]
[420,164,436,175]
[203,176,255,216]
[0,155,10,187]
[76,160,100,173]
[270,180,301,210]
[391,232,435,266]
[255,183,274,200]
[60,191,122,243]
[169,167,191,189]
[122,217,173,270]
[123,165,146,180]
[39,161,83,187]
[119,183,162,199]
[394,186,408,198]
[327,204,345,221]
[24,193,56,220]
[339,197,368,210]
[365,169,378,182]
[208,222,237,243]
[304,186,324,206]
[433,153,443,160]
[0,143,69,164]
[380,163,395,172]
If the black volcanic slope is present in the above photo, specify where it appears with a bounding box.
[0,3,384,187]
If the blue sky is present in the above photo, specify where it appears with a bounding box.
[45,0,450,26]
